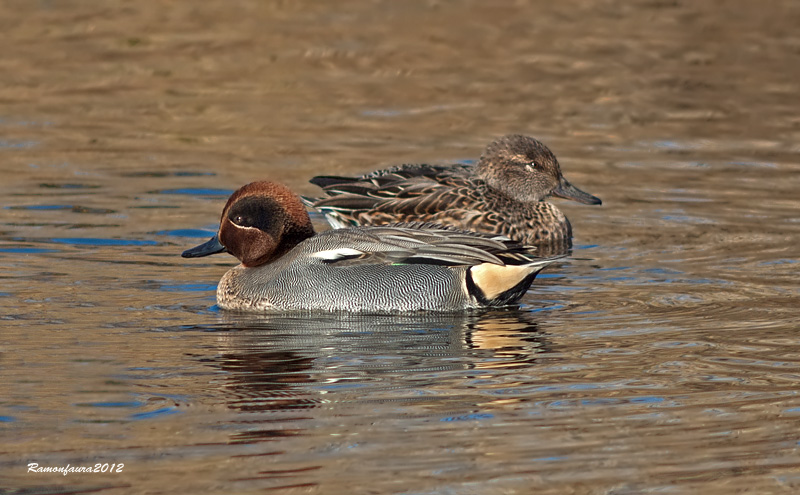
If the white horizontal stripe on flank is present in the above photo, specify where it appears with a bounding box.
[311,248,364,260]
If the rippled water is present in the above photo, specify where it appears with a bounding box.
[2,1,799,493]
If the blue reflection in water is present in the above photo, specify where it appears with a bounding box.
[50,238,158,246]
[0,140,39,149]
[129,407,180,420]
[5,204,73,210]
[441,413,494,422]
[157,188,233,196]
[157,283,218,293]
[157,229,215,238]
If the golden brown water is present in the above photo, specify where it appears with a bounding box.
[2,1,799,493]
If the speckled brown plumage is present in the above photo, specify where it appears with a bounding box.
[305,135,601,256]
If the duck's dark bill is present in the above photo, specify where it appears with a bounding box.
[182,235,227,258]
[553,179,602,205]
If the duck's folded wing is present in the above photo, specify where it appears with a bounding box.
[310,164,474,199]
[353,163,473,182]
[311,177,488,219]
[309,164,449,191]
[307,224,545,268]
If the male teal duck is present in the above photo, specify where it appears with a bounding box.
[182,181,563,312]
[305,134,601,256]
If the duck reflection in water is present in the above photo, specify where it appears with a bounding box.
[186,309,553,435]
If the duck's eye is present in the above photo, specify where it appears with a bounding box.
[233,214,252,227]
[525,162,538,172]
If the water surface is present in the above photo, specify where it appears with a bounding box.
[1,1,799,493]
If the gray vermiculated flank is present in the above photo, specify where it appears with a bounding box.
[217,227,479,312]
[219,261,472,312]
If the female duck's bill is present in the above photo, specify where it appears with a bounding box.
[551,176,602,205]
[304,134,601,255]
[182,180,565,313]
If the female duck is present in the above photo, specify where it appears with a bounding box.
[305,134,601,255]
[182,181,562,313]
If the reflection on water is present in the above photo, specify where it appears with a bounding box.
[202,311,546,411]
[1,0,800,493]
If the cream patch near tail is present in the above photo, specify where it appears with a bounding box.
[469,263,538,300]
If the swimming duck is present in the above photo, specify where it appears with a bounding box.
[182,181,563,312]
[305,134,601,256]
